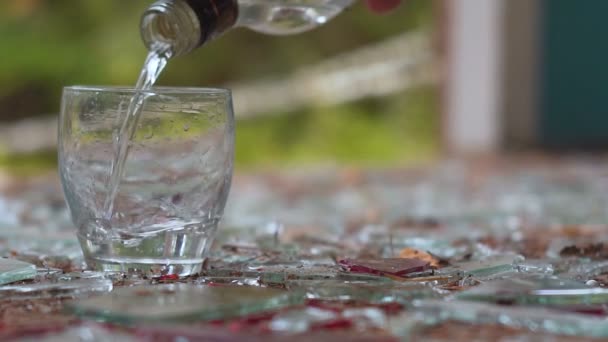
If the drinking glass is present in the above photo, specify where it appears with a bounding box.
[59,86,234,276]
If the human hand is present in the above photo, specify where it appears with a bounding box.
[366,0,402,13]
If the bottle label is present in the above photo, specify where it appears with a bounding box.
[184,0,238,45]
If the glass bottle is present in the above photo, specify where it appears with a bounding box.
[141,0,355,57]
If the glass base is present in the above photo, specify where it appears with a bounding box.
[77,221,216,277]
[84,256,204,277]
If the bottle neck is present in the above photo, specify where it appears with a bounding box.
[141,0,238,57]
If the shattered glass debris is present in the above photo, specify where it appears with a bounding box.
[3,160,608,340]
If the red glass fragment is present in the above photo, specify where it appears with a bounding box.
[338,258,430,276]
[161,274,180,281]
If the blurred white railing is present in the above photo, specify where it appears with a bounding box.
[0,30,435,153]
[0,117,58,154]
[230,30,435,118]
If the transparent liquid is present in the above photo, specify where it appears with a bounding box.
[79,218,218,276]
[72,143,229,275]
[103,50,169,219]
[87,48,214,275]
[238,0,354,35]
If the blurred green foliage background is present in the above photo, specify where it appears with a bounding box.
[0,0,437,171]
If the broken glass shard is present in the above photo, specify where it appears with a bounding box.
[204,264,387,288]
[67,284,303,324]
[439,254,522,279]
[513,259,555,275]
[456,276,608,305]
[339,258,430,277]
[411,299,608,338]
[17,324,138,342]
[0,279,112,300]
[290,279,439,303]
[0,258,36,285]
[269,307,338,333]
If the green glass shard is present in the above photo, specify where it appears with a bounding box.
[410,299,608,338]
[0,258,36,285]
[288,279,439,303]
[457,276,608,305]
[440,254,522,279]
[0,279,112,299]
[67,284,304,324]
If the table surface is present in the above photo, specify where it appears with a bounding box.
[1,156,608,341]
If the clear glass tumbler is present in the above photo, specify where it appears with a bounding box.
[59,86,234,276]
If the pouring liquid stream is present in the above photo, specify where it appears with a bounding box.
[102,0,353,221]
[102,49,169,220]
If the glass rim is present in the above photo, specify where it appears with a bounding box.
[63,85,231,96]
